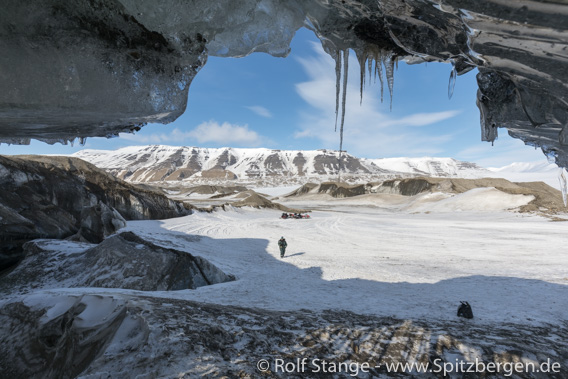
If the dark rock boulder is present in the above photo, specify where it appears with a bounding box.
[0,232,234,293]
[77,232,235,291]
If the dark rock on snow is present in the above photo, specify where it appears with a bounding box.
[0,232,234,293]
[0,294,566,378]
[0,155,191,271]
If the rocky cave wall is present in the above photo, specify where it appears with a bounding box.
[1,0,567,166]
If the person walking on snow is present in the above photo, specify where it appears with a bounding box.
[278,237,287,258]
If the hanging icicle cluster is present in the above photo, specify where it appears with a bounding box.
[353,48,396,111]
[333,47,397,181]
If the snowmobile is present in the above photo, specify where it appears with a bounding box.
[281,212,310,219]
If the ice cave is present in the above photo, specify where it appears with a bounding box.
[1,0,567,166]
[1,1,568,377]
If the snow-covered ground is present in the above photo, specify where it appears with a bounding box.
[251,185,302,197]
[2,188,567,377]
[114,191,568,327]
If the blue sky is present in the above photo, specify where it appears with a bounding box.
[1,28,550,168]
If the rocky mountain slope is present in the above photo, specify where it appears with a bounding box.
[73,145,490,183]
[0,155,191,271]
[286,177,566,215]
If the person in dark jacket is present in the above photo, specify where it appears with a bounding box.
[278,237,287,258]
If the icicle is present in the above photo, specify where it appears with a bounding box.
[357,50,366,105]
[334,49,341,132]
[367,57,373,87]
[559,167,568,207]
[79,137,87,146]
[448,64,457,99]
[332,48,350,182]
[384,53,395,110]
[340,48,349,153]
[375,52,384,103]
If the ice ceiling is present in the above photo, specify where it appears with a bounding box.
[1,0,568,166]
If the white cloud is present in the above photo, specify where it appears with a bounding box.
[246,105,273,118]
[119,128,198,144]
[119,131,173,144]
[383,111,462,128]
[187,121,263,146]
[119,122,264,147]
[293,42,461,158]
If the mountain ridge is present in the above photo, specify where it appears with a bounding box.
[72,145,491,183]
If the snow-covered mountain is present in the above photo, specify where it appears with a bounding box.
[366,157,488,179]
[72,145,491,183]
[487,161,559,174]
[485,161,561,189]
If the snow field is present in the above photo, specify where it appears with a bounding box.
[125,198,568,327]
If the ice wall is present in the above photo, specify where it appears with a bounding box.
[0,0,208,144]
[1,0,567,168]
